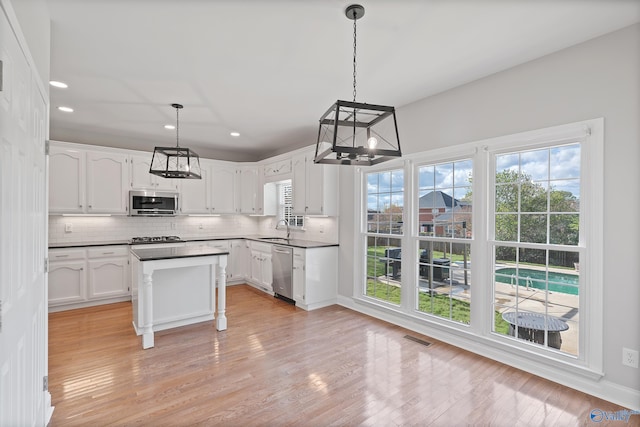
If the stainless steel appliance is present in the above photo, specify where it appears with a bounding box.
[272,245,293,303]
[129,190,179,216]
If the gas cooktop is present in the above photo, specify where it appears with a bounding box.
[130,236,184,244]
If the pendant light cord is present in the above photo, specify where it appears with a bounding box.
[352,10,358,148]
[175,106,180,148]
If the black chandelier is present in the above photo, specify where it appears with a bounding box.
[150,103,202,179]
[314,4,401,166]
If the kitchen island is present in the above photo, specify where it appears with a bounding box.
[130,245,228,349]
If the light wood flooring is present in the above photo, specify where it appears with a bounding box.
[49,285,629,426]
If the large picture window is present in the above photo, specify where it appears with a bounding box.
[415,160,473,324]
[365,169,404,305]
[491,144,581,355]
[357,119,601,369]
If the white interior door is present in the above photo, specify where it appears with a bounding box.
[0,5,50,426]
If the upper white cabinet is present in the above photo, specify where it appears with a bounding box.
[180,160,238,215]
[86,152,128,214]
[237,166,264,215]
[179,161,211,214]
[49,145,129,214]
[130,154,178,191]
[291,150,338,216]
[49,146,85,214]
[263,158,292,180]
[211,163,237,214]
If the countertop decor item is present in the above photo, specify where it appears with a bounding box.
[150,103,202,179]
[314,4,401,166]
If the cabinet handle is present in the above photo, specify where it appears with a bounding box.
[55,254,69,258]
[102,252,114,255]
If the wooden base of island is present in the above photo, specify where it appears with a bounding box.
[131,247,228,349]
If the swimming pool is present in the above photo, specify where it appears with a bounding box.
[495,267,579,295]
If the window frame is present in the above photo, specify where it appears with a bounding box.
[354,118,603,375]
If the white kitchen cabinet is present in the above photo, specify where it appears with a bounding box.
[48,245,131,312]
[130,154,178,191]
[263,158,292,180]
[237,166,264,214]
[211,164,237,214]
[49,146,85,214]
[49,146,129,214]
[87,246,130,299]
[86,151,129,214]
[291,150,338,216]
[180,164,210,214]
[229,239,249,282]
[292,246,338,311]
[48,249,87,306]
[250,241,272,291]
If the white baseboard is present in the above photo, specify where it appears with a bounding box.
[336,295,640,411]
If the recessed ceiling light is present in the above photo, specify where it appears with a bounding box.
[49,81,68,88]
[57,106,74,113]
[164,125,175,130]
[230,132,240,137]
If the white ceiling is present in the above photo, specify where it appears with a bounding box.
[46,0,640,162]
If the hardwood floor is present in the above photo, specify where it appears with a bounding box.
[49,285,628,426]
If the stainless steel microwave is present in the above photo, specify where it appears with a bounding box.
[129,190,179,216]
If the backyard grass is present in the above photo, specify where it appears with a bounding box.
[366,280,510,334]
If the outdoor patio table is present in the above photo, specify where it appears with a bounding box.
[502,312,569,349]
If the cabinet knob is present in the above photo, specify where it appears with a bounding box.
[89,205,92,208]
[79,204,83,208]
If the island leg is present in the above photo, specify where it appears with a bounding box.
[216,255,228,331]
[142,272,154,349]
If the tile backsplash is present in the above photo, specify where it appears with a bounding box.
[49,215,339,244]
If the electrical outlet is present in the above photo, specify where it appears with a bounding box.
[622,348,639,368]
[64,223,73,233]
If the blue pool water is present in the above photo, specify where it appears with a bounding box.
[495,267,579,295]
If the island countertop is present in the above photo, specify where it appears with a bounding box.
[131,245,229,262]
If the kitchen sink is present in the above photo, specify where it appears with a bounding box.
[258,237,290,242]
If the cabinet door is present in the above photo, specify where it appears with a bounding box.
[180,166,210,214]
[86,152,129,214]
[211,165,236,214]
[131,155,177,191]
[49,261,87,305]
[88,258,129,299]
[292,249,306,303]
[49,147,85,213]
[291,154,306,214]
[229,240,248,280]
[305,159,326,214]
[238,167,259,214]
[261,251,273,290]
[250,250,263,284]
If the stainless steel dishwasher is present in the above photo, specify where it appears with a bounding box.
[272,245,294,303]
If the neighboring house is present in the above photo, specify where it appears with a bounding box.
[418,191,472,237]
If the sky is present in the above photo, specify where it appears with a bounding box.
[366,143,581,212]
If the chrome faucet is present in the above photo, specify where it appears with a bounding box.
[275,219,290,240]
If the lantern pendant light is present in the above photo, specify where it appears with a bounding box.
[314,4,401,166]
[150,103,202,179]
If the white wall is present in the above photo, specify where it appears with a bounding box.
[338,23,640,398]
[9,0,50,85]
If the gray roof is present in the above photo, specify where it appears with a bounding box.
[418,191,467,209]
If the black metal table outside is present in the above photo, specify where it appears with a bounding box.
[502,311,569,349]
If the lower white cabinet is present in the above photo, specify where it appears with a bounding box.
[229,239,249,282]
[250,241,272,292]
[292,246,338,310]
[48,245,130,311]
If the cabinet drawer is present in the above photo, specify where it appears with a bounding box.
[87,246,129,259]
[49,248,85,261]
